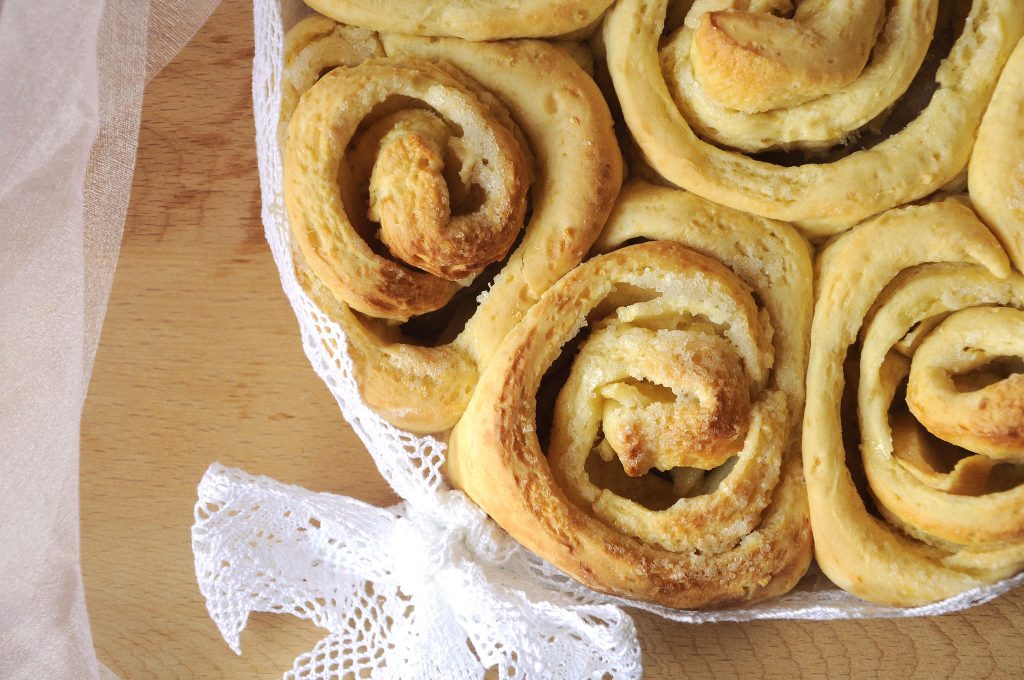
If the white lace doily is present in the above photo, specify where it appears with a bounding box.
[190,1,1024,677]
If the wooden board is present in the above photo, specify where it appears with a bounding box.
[80,0,1024,676]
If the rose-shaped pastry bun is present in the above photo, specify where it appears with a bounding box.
[603,0,1024,234]
[448,182,813,608]
[804,198,1024,606]
[282,17,622,432]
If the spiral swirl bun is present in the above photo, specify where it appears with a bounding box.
[282,19,622,432]
[804,199,1024,606]
[448,183,812,607]
[604,0,1024,232]
[288,58,531,319]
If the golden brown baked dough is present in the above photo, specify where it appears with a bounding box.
[304,0,614,40]
[447,182,813,608]
[280,15,383,143]
[804,199,1024,607]
[282,18,622,432]
[603,0,1024,233]
[970,35,1024,272]
[659,0,929,153]
[689,0,887,115]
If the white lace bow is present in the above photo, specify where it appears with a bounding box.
[193,464,641,679]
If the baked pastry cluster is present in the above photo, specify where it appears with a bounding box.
[280,0,1024,609]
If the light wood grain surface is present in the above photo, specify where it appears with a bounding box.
[80,1,1024,677]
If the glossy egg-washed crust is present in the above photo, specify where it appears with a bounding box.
[448,183,813,608]
[804,199,1024,607]
[603,0,1024,235]
[304,0,614,40]
[282,18,622,432]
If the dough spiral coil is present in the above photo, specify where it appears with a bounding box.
[288,58,531,320]
[282,18,623,432]
[448,182,813,608]
[804,199,1024,606]
[603,0,1024,233]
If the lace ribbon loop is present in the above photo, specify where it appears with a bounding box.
[193,464,641,680]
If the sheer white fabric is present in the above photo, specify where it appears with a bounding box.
[1,1,217,678]
[189,1,1024,678]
